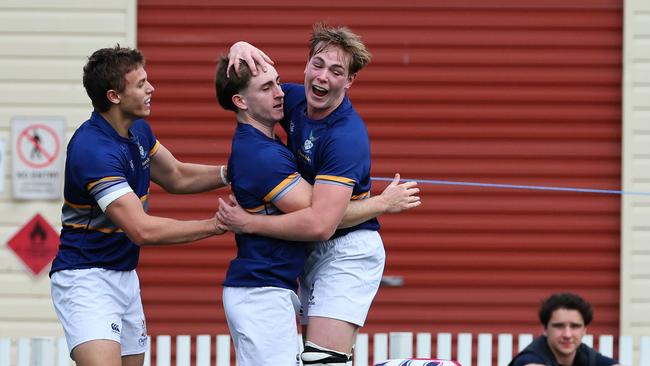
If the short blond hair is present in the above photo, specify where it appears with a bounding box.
[309,22,371,75]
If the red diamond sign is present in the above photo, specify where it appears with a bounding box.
[7,213,59,276]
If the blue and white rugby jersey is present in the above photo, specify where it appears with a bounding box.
[49,111,159,275]
[223,123,307,292]
[280,83,380,238]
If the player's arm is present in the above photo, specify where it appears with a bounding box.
[150,143,228,194]
[105,191,224,246]
[340,173,420,228]
[219,182,351,241]
[219,173,420,234]
[274,173,419,228]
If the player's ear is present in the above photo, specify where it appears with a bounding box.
[344,73,356,90]
[232,94,247,110]
[106,89,120,105]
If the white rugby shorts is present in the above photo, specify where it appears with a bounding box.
[223,286,301,366]
[299,229,385,327]
[50,268,148,358]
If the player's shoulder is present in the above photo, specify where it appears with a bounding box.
[327,99,366,132]
[130,118,153,135]
[281,82,304,96]
[510,352,546,366]
[233,129,293,163]
[69,121,116,153]
[68,122,124,169]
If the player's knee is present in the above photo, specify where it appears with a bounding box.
[301,341,352,365]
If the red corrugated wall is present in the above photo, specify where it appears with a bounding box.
[137,0,622,350]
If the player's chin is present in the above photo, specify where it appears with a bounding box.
[138,108,152,118]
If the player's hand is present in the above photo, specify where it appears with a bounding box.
[379,173,421,213]
[212,215,227,235]
[217,194,252,234]
[227,41,274,77]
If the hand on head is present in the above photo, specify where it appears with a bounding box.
[227,41,274,78]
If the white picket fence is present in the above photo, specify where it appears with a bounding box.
[2,332,650,366]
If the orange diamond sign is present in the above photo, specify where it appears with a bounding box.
[7,213,59,275]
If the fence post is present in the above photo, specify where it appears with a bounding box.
[354,333,369,366]
[457,333,472,366]
[618,335,633,366]
[517,334,533,352]
[374,333,388,364]
[598,335,614,358]
[31,338,54,366]
[477,333,492,366]
[56,337,69,366]
[216,334,230,366]
[641,336,650,366]
[17,338,29,366]
[176,335,190,366]
[389,332,413,359]
[416,333,432,358]
[437,333,452,360]
[156,335,171,366]
[582,334,593,348]
[196,335,211,366]
[0,338,10,366]
[497,333,513,366]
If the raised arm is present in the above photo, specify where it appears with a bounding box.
[150,143,228,194]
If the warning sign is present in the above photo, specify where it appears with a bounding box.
[7,213,59,276]
[12,117,65,200]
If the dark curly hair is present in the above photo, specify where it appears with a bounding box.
[538,292,593,328]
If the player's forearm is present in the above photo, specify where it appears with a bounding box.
[131,216,223,246]
[168,163,228,194]
[339,196,386,229]
[247,208,337,241]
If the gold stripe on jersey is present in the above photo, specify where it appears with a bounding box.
[315,175,356,187]
[64,199,93,209]
[86,176,124,190]
[150,140,161,157]
[263,172,301,202]
[244,203,267,214]
[351,191,370,200]
[62,223,123,234]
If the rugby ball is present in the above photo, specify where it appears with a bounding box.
[374,359,462,366]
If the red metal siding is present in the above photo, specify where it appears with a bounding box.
[137,0,622,343]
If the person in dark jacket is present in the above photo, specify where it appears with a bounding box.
[509,293,621,366]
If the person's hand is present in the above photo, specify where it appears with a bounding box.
[379,173,421,213]
[227,41,274,77]
[217,194,253,234]
[211,215,227,235]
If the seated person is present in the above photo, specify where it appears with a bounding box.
[509,292,621,366]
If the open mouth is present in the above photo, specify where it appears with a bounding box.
[144,98,151,107]
[312,85,328,97]
[273,101,283,109]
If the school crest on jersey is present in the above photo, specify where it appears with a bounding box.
[137,142,151,169]
[303,131,318,151]
[298,131,319,165]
